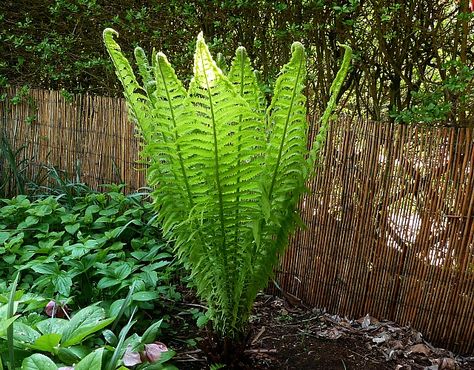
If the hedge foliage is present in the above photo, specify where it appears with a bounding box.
[1,0,473,124]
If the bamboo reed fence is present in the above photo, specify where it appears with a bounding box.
[276,117,474,354]
[0,87,145,193]
[1,87,473,354]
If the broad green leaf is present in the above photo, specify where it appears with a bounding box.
[141,319,163,344]
[36,223,50,233]
[27,205,53,217]
[0,231,10,244]
[114,264,132,280]
[52,273,72,296]
[3,255,16,264]
[36,318,68,335]
[65,223,80,235]
[0,315,18,336]
[62,318,115,347]
[18,216,39,229]
[31,263,58,275]
[102,329,118,346]
[97,277,120,289]
[132,291,160,302]
[75,348,103,370]
[57,346,89,364]
[21,353,58,370]
[61,306,114,346]
[28,333,62,352]
[12,322,41,344]
[4,232,24,249]
[0,303,19,319]
[196,315,210,328]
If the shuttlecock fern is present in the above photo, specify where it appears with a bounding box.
[104,28,351,340]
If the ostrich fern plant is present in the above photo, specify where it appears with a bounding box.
[103,28,351,340]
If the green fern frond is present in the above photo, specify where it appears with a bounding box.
[102,29,152,140]
[134,47,156,96]
[307,43,352,171]
[185,33,266,330]
[228,46,266,116]
[263,41,308,219]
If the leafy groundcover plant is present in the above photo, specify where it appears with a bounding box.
[0,277,176,369]
[104,28,351,358]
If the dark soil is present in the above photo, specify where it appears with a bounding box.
[169,293,474,370]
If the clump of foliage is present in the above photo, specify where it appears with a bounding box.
[0,189,179,310]
[0,277,177,369]
[392,59,474,125]
[0,188,182,368]
[103,27,351,354]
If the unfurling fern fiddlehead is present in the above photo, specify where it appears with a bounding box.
[103,28,351,339]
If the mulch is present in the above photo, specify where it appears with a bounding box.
[170,293,474,370]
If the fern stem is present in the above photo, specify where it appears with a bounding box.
[199,51,231,313]
[230,49,247,327]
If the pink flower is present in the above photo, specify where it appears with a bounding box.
[122,342,169,366]
[45,300,69,318]
[123,346,142,366]
[144,342,168,362]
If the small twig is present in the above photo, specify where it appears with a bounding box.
[341,359,347,370]
[179,302,208,310]
[244,348,277,354]
[345,347,382,363]
[251,326,266,345]
[300,315,323,323]
[174,349,206,362]
[176,349,203,355]
[174,357,207,363]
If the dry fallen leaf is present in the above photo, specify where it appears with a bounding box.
[390,339,405,350]
[359,314,371,329]
[437,357,457,370]
[372,332,391,344]
[408,343,431,356]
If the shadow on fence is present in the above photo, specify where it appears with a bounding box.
[1,87,473,354]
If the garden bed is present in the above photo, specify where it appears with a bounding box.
[173,294,474,370]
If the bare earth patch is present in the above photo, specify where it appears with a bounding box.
[172,294,474,369]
